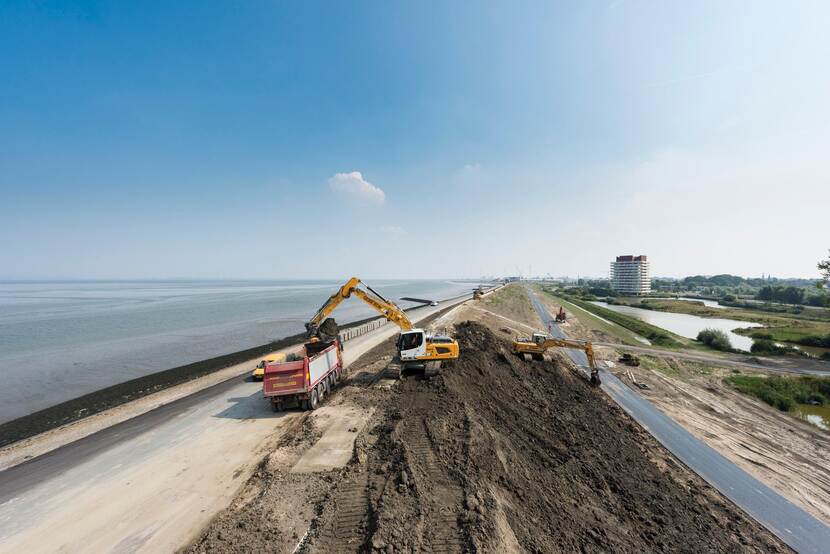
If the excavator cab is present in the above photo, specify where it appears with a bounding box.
[531,333,547,345]
[397,329,426,361]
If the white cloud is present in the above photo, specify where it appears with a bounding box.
[453,163,485,189]
[328,171,385,205]
[379,225,406,235]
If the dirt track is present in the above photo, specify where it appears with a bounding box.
[188,322,786,553]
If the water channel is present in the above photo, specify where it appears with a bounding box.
[591,301,761,351]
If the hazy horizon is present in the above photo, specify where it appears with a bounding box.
[2,2,828,280]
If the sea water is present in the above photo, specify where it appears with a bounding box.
[0,279,480,423]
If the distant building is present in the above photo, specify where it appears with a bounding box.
[610,255,651,295]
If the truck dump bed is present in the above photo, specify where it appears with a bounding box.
[263,358,307,397]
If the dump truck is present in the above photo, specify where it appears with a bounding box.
[263,339,342,411]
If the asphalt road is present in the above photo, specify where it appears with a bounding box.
[526,286,830,554]
[0,298,465,553]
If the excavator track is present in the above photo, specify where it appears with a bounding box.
[403,420,466,553]
[311,471,371,553]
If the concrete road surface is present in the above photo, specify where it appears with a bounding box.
[0,298,462,553]
[525,286,830,554]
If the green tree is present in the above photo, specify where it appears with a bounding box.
[820,250,830,286]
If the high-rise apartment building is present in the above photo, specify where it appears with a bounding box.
[610,255,651,295]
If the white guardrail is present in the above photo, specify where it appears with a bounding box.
[338,317,390,343]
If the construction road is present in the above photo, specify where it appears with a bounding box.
[526,285,830,554]
[593,341,830,377]
[0,298,462,553]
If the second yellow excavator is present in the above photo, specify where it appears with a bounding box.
[513,332,600,385]
[305,277,459,377]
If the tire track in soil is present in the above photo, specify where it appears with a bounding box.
[311,471,371,553]
[402,418,466,553]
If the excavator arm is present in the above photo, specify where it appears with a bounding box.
[305,277,413,339]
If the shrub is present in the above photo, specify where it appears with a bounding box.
[751,338,779,354]
[697,328,732,351]
[751,339,802,356]
[758,389,793,411]
[796,334,830,348]
[726,374,830,413]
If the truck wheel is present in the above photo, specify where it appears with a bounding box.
[271,401,283,412]
[309,388,319,410]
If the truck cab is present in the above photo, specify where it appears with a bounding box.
[252,352,286,380]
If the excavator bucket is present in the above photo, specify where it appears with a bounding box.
[317,317,339,340]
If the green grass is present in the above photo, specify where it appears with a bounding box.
[725,374,830,413]
[562,296,683,348]
[740,327,830,346]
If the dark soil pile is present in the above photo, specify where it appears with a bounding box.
[186,320,788,554]
[327,321,787,553]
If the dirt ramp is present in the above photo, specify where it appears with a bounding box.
[352,322,786,553]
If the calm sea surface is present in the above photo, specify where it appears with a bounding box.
[0,280,480,423]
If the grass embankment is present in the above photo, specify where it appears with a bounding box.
[480,283,543,329]
[561,297,683,348]
[614,298,830,355]
[537,289,647,346]
[726,374,830,416]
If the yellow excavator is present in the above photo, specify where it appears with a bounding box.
[513,332,600,385]
[306,277,460,377]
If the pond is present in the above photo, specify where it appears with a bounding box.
[794,403,830,431]
[591,301,761,351]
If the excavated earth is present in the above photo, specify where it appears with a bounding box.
[187,322,788,553]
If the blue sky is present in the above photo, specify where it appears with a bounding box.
[1,1,828,279]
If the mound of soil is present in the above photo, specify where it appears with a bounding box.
[317,322,786,553]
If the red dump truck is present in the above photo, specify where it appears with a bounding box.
[262,340,343,411]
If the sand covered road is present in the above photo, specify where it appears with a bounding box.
[0,299,462,553]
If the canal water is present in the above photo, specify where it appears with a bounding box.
[673,297,727,309]
[591,301,761,351]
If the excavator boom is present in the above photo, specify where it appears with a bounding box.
[306,277,413,339]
